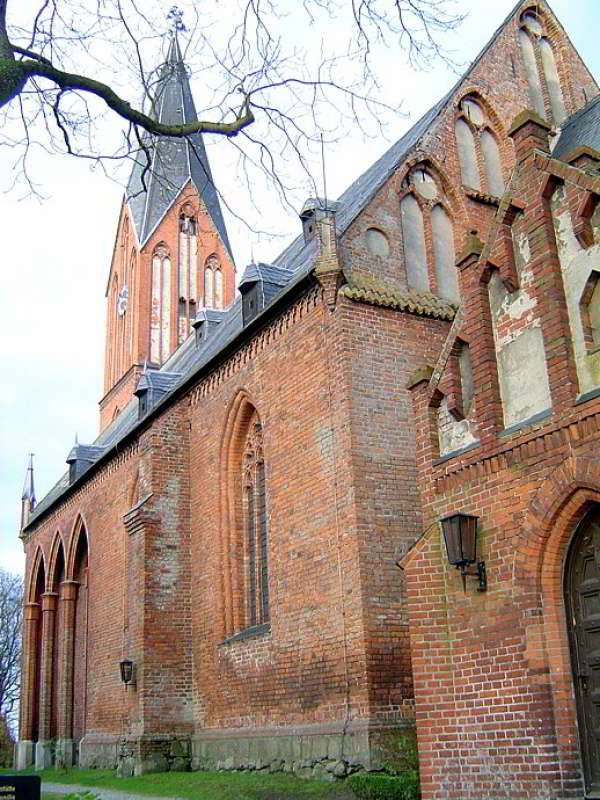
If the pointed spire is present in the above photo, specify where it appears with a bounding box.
[21,453,36,505]
[125,13,233,260]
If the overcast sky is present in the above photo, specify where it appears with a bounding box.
[1,0,599,576]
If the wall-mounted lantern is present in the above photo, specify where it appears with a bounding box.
[119,658,135,689]
[441,513,487,592]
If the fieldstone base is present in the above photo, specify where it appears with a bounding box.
[79,734,119,768]
[117,734,192,776]
[55,738,76,768]
[35,739,55,769]
[15,740,34,770]
[191,720,411,779]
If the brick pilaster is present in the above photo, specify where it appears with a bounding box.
[19,603,41,741]
[57,581,79,743]
[37,592,58,741]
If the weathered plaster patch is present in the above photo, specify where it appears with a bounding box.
[496,328,552,428]
[438,398,479,457]
[551,186,600,395]
[488,271,551,428]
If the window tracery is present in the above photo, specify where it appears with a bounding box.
[400,166,459,302]
[242,417,269,627]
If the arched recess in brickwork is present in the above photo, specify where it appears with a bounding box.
[28,547,46,603]
[63,516,89,748]
[455,92,506,197]
[515,456,600,787]
[26,548,45,744]
[220,391,270,638]
[518,8,568,124]
[48,533,66,741]
[398,161,461,300]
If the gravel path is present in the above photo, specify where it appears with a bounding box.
[43,783,184,800]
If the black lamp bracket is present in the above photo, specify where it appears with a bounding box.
[459,561,487,592]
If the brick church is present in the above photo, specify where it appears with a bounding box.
[16,1,600,797]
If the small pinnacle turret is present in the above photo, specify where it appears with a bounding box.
[20,453,36,530]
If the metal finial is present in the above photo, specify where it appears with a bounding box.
[167,6,186,33]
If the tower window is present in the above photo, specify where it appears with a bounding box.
[151,245,171,364]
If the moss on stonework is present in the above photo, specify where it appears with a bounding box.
[0,57,27,107]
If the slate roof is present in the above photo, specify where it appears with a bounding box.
[126,35,233,258]
[26,0,580,528]
[552,95,600,160]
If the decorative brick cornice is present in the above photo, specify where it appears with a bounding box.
[188,286,321,407]
[431,400,600,495]
[23,440,139,537]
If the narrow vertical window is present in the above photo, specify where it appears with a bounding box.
[480,130,504,197]
[215,269,224,309]
[204,266,214,308]
[459,343,474,416]
[431,205,458,303]
[400,194,428,292]
[455,118,480,190]
[519,29,545,118]
[243,417,269,628]
[540,38,566,123]
[151,255,161,363]
[178,213,198,342]
[150,246,171,364]
[161,256,171,363]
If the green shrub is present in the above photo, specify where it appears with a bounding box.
[346,771,419,800]
[63,793,101,800]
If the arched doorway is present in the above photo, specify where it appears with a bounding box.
[565,505,600,795]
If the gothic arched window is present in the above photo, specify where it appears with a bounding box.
[243,415,269,627]
[431,204,459,303]
[150,245,171,364]
[400,166,458,301]
[456,97,504,197]
[400,193,428,292]
[204,255,220,308]
[519,10,566,124]
[178,209,198,344]
[222,397,271,638]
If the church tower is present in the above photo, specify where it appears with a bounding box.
[100,33,235,432]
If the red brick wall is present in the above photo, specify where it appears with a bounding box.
[404,127,600,800]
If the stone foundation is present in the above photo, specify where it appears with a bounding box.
[15,740,34,770]
[79,734,119,769]
[35,740,54,769]
[191,721,409,779]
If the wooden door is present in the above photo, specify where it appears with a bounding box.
[566,509,600,796]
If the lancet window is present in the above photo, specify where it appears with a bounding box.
[178,209,198,343]
[455,97,504,197]
[518,9,566,124]
[151,244,171,364]
[204,255,223,309]
[243,417,269,627]
[400,166,459,303]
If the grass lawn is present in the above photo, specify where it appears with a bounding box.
[2,768,355,800]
